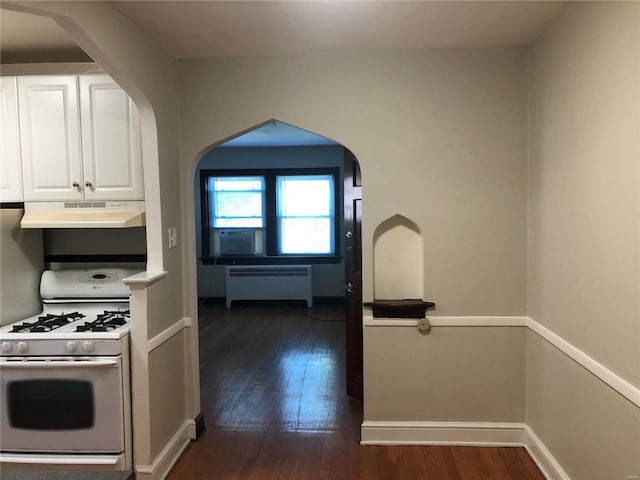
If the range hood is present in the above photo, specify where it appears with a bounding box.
[21,201,145,229]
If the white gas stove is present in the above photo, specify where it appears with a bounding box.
[0,269,135,355]
[0,268,140,471]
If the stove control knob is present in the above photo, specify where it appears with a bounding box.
[82,341,95,353]
[66,341,78,353]
[17,342,29,354]
[1,342,12,353]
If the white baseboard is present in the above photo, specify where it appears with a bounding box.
[361,421,571,480]
[361,421,526,446]
[135,420,194,480]
[523,425,571,480]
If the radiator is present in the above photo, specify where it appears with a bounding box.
[225,265,313,308]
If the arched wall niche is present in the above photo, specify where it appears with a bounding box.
[373,214,424,300]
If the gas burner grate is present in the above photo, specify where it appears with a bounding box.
[10,312,86,333]
[75,310,131,333]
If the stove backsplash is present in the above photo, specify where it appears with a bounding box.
[43,227,147,269]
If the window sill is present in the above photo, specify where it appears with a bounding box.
[200,255,342,265]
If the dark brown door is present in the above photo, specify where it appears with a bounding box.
[344,148,363,399]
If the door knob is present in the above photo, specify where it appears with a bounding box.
[345,283,355,294]
[85,181,93,187]
[345,230,353,239]
[72,181,80,188]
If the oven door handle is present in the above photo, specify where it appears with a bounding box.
[0,359,119,368]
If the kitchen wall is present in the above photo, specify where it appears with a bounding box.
[527,2,640,477]
[5,0,193,473]
[195,145,345,299]
[180,47,529,425]
[0,209,43,326]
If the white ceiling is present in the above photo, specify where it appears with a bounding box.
[0,1,565,146]
[110,0,565,59]
[219,121,338,148]
[1,1,565,61]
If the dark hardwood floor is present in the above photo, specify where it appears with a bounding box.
[166,303,545,480]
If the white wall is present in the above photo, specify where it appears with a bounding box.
[4,0,194,471]
[181,48,528,315]
[195,145,345,298]
[0,209,43,326]
[527,2,640,477]
[180,47,529,424]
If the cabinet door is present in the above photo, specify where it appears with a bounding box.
[79,75,143,201]
[18,76,83,201]
[0,77,23,202]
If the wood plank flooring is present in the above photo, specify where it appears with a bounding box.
[166,303,545,480]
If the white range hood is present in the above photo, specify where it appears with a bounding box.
[21,201,145,229]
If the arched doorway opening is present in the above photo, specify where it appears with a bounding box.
[189,119,363,436]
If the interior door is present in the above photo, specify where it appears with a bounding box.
[344,148,363,399]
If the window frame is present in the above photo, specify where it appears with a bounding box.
[200,167,341,264]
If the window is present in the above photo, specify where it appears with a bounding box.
[201,168,339,262]
[208,176,264,228]
[277,175,334,254]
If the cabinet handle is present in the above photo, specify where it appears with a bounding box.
[85,181,93,188]
[72,181,80,188]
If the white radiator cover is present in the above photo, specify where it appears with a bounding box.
[225,265,313,308]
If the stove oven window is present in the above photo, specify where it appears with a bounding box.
[8,379,94,430]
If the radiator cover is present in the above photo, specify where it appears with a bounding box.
[225,265,313,308]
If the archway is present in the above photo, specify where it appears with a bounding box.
[186,119,365,429]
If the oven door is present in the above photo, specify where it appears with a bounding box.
[0,356,125,454]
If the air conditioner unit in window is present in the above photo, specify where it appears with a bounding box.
[216,229,257,256]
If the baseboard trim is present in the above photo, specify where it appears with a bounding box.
[361,421,571,480]
[523,425,571,480]
[361,421,526,446]
[135,420,193,480]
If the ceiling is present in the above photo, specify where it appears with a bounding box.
[0,1,565,146]
[108,1,565,59]
[1,1,565,61]
[219,121,337,147]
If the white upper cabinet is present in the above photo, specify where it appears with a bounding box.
[17,74,143,202]
[0,77,23,202]
[79,75,143,200]
[18,76,83,201]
